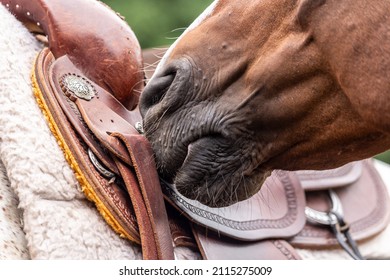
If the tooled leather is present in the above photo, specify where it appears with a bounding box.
[7,0,390,260]
[46,51,174,259]
[272,240,300,260]
[8,0,175,260]
[33,49,141,242]
[163,170,306,241]
[1,0,143,110]
[39,49,120,175]
[48,54,135,167]
[27,38,388,258]
[191,159,390,258]
[112,133,175,260]
[192,224,301,260]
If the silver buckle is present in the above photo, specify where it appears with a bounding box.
[88,148,116,180]
[305,190,364,260]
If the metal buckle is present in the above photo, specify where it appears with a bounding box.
[305,190,364,260]
[135,121,144,134]
[88,148,116,181]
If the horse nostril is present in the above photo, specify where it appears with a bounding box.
[139,73,175,117]
[140,59,193,118]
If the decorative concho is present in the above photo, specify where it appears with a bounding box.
[60,74,96,101]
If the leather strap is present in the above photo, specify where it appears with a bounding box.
[192,224,301,260]
[49,53,174,259]
[33,48,141,243]
[8,0,390,260]
[109,133,174,260]
[32,48,175,259]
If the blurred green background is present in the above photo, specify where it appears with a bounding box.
[101,0,390,164]
[377,151,390,163]
[102,0,213,49]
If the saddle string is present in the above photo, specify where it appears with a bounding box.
[328,211,364,260]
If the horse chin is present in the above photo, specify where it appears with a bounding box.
[154,135,269,208]
[174,172,269,208]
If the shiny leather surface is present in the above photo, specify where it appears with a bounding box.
[33,47,175,260]
[8,0,175,260]
[1,0,143,110]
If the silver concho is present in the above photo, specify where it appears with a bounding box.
[62,74,96,101]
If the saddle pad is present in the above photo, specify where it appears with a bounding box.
[162,170,306,241]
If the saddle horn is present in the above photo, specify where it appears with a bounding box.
[1,0,143,110]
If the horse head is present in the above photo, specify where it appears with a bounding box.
[140,0,390,207]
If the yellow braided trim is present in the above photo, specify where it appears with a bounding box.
[31,56,136,243]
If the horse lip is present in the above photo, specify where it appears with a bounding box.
[162,134,215,184]
[182,142,194,164]
[170,138,198,176]
[154,139,195,186]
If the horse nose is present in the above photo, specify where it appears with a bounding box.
[139,59,192,118]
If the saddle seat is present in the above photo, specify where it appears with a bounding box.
[2,0,390,260]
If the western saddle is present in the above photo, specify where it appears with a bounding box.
[2,0,389,260]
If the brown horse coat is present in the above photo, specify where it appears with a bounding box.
[140,0,390,207]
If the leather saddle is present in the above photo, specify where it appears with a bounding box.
[3,0,390,260]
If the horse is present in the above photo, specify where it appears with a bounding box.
[1,1,390,260]
[140,0,390,208]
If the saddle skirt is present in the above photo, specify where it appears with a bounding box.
[3,0,390,260]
